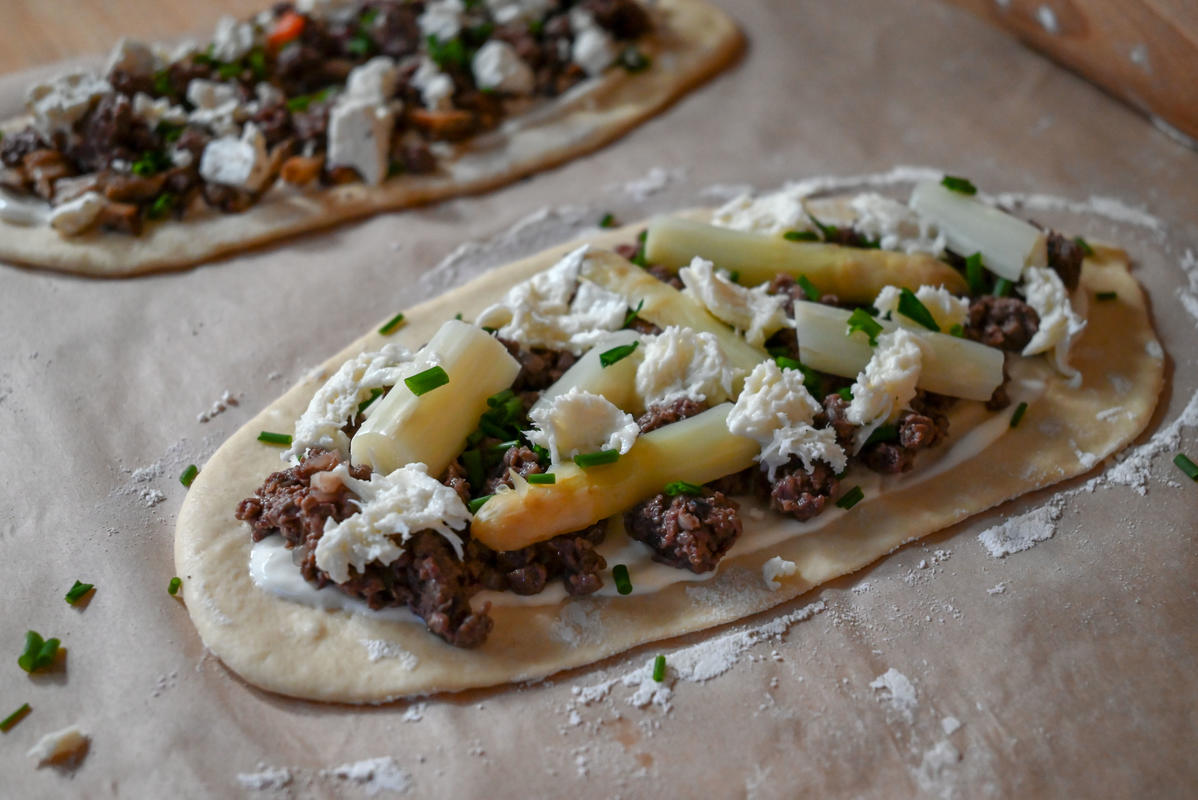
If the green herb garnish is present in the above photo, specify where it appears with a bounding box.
[147,192,177,220]
[346,34,372,56]
[216,61,242,80]
[796,274,821,300]
[426,35,468,70]
[612,564,632,595]
[727,269,740,284]
[837,386,854,401]
[461,449,485,490]
[179,464,199,487]
[941,175,977,195]
[17,631,59,674]
[1173,453,1198,481]
[131,150,170,177]
[949,323,965,338]
[598,212,616,228]
[774,355,802,371]
[155,121,184,143]
[630,229,648,267]
[664,480,703,496]
[835,486,864,510]
[1096,291,1117,302]
[652,654,666,682]
[285,86,336,112]
[807,213,840,241]
[64,581,93,605]
[168,577,182,596]
[1074,236,1094,257]
[468,495,493,514]
[783,230,819,242]
[864,424,898,446]
[1009,401,1028,428]
[574,449,620,468]
[358,387,385,414]
[526,473,556,485]
[404,366,450,396]
[846,308,883,346]
[964,252,986,295]
[0,703,30,732]
[622,299,645,328]
[599,341,639,367]
[257,431,292,446]
[378,312,405,335]
[619,46,651,72]
[896,288,940,332]
[151,69,172,96]
[248,48,267,80]
[992,278,1014,297]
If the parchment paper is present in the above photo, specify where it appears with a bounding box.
[2,1,1196,797]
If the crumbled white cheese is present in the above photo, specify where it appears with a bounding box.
[1020,266,1087,387]
[132,92,187,126]
[411,58,455,111]
[525,388,639,465]
[710,185,814,236]
[635,325,741,409]
[570,9,617,76]
[287,343,414,460]
[874,284,968,331]
[727,360,846,478]
[255,82,285,107]
[762,556,797,591]
[485,0,552,24]
[105,38,157,77]
[475,245,628,355]
[186,79,243,135]
[328,97,396,185]
[344,56,401,102]
[846,328,924,445]
[210,15,256,63]
[314,463,470,583]
[850,192,946,255]
[48,191,106,236]
[170,147,194,168]
[27,725,89,768]
[679,256,788,347]
[419,0,466,42]
[472,40,535,95]
[25,72,112,135]
[199,123,271,191]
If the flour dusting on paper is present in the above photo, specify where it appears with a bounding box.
[237,765,293,791]
[607,166,687,201]
[323,756,412,796]
[197,390,239,423]
[360,639,419,669]
[977,501,1063,558]
[870,668,918,722]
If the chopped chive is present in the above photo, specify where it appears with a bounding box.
[766,345,790,358]
[0,703,30,732]
[147,191,177,220]
[574,449,620,468]
[1009,401,1028,428]
[622,299,645,328]
[531,444,551,465]
[846,308,883,346]
[896,288,940,332]
[835,486,864,510]
[775,355,802,371]
[1096,291,1118,301]
[461,449,485,490]
[468,495,493,514]
[964,252,986,295]
[664,480,703,496]
[257,431,292,446]
[358,387,385,414]
[652,654,666,682]
[599,341,639,367]
[404,365,450,396]
[864,424,898,446]
[488,439,521,454]
[598,212,616,228]
[378,312,405,335]
[17,631,59,674]
[487,388,515,407]
[992,278,1014,297]
[796,274,821,300]
[454,312,463,320]
[949,323,965,338]
[630,229,649,267]
[612,564,632,595]
[65,580,94,605]
[1074,236,1095,257]
[783,230,819,242]
[807,213,839,241]
[941,175,977,195]
[168,577,182,596]
[179,464,199,487]
[1174,453,1198,481]
[837,386,854,401]
[526,472,556,485]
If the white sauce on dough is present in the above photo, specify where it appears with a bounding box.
[0,189,50,225]
[249,365,1047,619]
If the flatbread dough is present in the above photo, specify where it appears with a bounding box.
[175,215,1163,703]
[0,0,740,277]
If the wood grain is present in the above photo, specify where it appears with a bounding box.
[943,0,1198,143]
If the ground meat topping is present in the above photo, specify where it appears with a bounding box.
[466,523,608,597]
[965,295,1040,351]
[500,338,578,392]
[636,397,707,434]
[766,461,838,521]
[624,491,742,573]
[1046,231,1084,291]
[766,273,840,315]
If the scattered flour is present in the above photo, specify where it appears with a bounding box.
[323,756,412,796]
[941,716,962,736]
[1151,116,1198,151]
[986,582,1008,595]
[401,702,426,723]
[359,639,419,669]
[550,598,606,647]
[1036,5,1059,34]
[870,668,918,723]
[915,739,962,796]
[977,500,1063,558]
[237,765,293,791]
[197,389,239,423]
[607,166,687,201]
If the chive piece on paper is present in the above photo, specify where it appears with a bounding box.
[599,341,639,367]
[64,581,94,606]
[168,577,182,596]
[179,464,199,488]
[652,654,666,682]
[598,212,616,228]
[664,480,703,496]
[836,486,864,510]
[1173,453,1198,481]
[378,312,405,335]
[941,175,977,195]
[404,366,450,396]
[257,431,292,446]
[612,564,632,595]
[1010,401,1029,428]
[0,703,30,732]
[17,631,59,674]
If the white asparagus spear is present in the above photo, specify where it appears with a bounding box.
[530,329,644,417]
[351,320,521,476]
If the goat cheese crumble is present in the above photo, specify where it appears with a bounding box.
[48,191,106,236]
[635,325,741,409]
[199,122,272,191]
[846,328,924,446]
[762,556,797,591]
[850,192,946,255]
[711,185,814,236]
[26,73,112,136]
[1019,266,1087,386]
[525,388,639,465]
[679,256,788,347]
[472,40,535,95]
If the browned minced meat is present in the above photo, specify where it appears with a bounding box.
[766,461,839,522]
[578,0,653,39]
[985,356,1014,412]
[0,127,48,168]
[465,523,608,597]
[766,273,841,315]
[858,394,954,474]
[500,338,578,392]
[1046,231,1084,291]
[819,392,857,449]
[965,296,1040,351]
[483,444,544,495]
[624,490,742,573]
[636,397,707,434]
[235,449,492,648]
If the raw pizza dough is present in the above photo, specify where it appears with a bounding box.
[175,215,1163,703]
[0,0,740,277]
